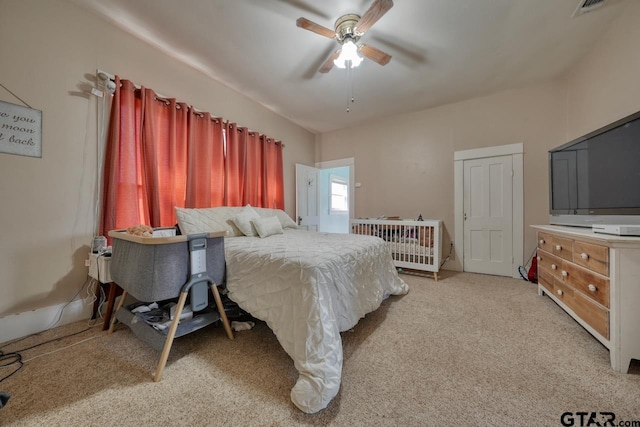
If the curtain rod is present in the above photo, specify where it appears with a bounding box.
[97,69,220,119]
[96,69,283,146]
[97,69,173,102]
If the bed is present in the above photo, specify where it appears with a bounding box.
[351,218,443,280]
[175,206,408,413]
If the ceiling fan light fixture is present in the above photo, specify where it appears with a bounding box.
[333,40,363,69]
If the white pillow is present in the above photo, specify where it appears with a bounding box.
[274,210,298,229]
[251,216,284,238]
[231,205,260,236]
[255,208,298,229]
[175,206,243,236]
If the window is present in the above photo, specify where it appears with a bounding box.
[330,175,348,214]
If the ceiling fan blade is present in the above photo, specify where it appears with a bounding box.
[296,17,336,39]
[360,44,392,66]
[319,50,341,73]
[279,0,331,19]
[355,0,393,35]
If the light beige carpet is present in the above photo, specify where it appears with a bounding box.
[1,272,638,426]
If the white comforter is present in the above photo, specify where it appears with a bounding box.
[224,229,409,413]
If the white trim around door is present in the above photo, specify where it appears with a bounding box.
[453,143,523,278]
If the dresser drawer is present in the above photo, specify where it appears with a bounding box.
[570,292,609,339]
[573,240,609,276]
[537,250,564,280]
[537,232,555,254]
[538,268,555,294]
[563,262,610,308]
[549,278,609,340]
[552,279,574,306]
[551,236,574,261]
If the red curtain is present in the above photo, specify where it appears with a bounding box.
[243,130,263,206]
[186,111,225,208]
[100,78,224,233]
[101,78,145,235]
[141,89,189,226]
[225,123,246,207]
[262,137,284,209]
[100,77,285,235]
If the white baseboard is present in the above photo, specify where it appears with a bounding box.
[0,299,93,345]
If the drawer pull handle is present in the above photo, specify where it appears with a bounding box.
[539,239,545,245]
[555,245,562,251]
[556,289,563,296]
[551,264,557,270]
[581,253,589,260]
[588,284,597,292]
[561,270,568,277]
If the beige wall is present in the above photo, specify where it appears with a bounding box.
[318,79,567,264]
[566,0,640,139]
[0,0,315,316]
[317,0,640,271]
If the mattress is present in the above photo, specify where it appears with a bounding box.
[388,239,434,256]
[224,229,408,413]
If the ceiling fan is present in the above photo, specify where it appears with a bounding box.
[296,0,394,73]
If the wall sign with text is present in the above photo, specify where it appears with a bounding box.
[0,100,42,158]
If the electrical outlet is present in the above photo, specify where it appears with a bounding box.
[84,259,90,267]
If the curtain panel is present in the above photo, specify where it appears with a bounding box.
[141,89,190,226]
[186,111,225,208]
[225,122,246,207]
[262,137,284,209]
[242,130,264,207]
[100,76,284,235]
[101,78,145,235]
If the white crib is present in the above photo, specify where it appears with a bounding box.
[351,218,443,281]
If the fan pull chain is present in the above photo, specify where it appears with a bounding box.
[346,63,350,112]
[351,63,355,104]
[346,62,355,113]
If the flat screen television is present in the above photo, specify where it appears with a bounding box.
[549,110,640,227]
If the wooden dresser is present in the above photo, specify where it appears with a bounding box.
[532,225,640,374]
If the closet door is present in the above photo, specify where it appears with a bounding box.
[463,155,513,276]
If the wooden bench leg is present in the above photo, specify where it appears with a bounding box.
[108,290,128,333]
[154,291,188,382]
[102,282,121,330]
[210,284,234,340]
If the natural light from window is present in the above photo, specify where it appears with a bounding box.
[330,175,348,214]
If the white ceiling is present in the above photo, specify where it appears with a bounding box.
[74,0,629,134]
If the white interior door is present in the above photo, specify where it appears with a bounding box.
[318,167,351,233]
[296,164,319,231]
[463,155,513,276]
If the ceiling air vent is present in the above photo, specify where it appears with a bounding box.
[572,0,608,17]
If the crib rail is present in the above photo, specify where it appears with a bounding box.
[351,218,443,279]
